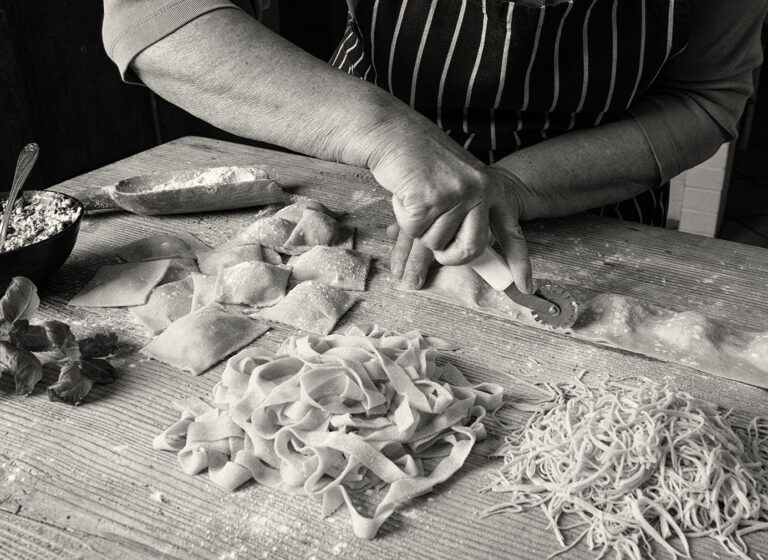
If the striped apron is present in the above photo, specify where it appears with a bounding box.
[330,0,689,226]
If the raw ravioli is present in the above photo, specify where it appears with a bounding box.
[261,247,283,265]
[130,277,193,334]
[69,260,171,307]
[228,215,295,252]
[197,244,262,275]
[190,273,217,311]
[289,246,371,291]
[141,305,269,375]
[214,261,291,307]
[116,233,209,262]
[154,325,502,538]
[283,208,337,252]
[259,281,355,335]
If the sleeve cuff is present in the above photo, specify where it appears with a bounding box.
[104,0,240,84]
[629,94,731,184]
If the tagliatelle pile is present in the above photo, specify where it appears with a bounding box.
[154,324,503,538]
[484,373,768,559]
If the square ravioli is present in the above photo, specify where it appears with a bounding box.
[130,277,194,335]
[214,261,291,307]
[227,215,295,252]
[258,281,356,335]
[288,246,371,290]
[69,259,171,307]
[283,208,337,253]
[141,305,269,375]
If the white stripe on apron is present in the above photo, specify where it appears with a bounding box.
[594,0,618,126]
[549,1,574,113]
[462,0,489,140]
[625,0,646,110]
[490,4,515,154]
[569,0,598,131]
[387,0,409,94]
[522,7,546,112]
[410,0,438,108]
[436,0,468,129]
[368,0,381,83]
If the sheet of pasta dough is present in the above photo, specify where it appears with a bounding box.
[420,265,768,388]
[69,259,171,307]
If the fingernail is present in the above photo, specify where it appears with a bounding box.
[391,263,403,278]
[523,277,534,294]
[403,271,422,290]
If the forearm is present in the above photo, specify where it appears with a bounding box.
[131,9,421,168]
[495,116,660,221]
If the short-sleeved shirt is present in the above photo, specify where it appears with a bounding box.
[102,0,767,190]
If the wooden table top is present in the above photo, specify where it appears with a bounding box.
[2,136,766,560]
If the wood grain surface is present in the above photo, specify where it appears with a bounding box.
[1,136,766,560]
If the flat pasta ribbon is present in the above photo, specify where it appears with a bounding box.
[154,324,503,538]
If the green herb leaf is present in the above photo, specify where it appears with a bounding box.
[78,332,119,360]
[42,320,80,360]
[0,277,40,333]
[0,340,43,395]
[9,319,50,352]
[79,358,116,384]
[46,361,93,405]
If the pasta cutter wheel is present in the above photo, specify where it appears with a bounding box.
[469,246,579,329]
[503,282,579,329]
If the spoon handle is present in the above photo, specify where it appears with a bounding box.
[0,143,40,249]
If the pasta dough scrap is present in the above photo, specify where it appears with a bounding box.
[214,261,291,307]
[283,208,337,253]
[130,277,194,334]
[116,233,209,262]
[197,244,263,275]
[288,246,371,291]
[69,259,171,307]
[154,324,503,538]
[141,305,269,375]
[259,281,355,335]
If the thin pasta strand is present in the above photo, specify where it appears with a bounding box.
[483,376,768,559]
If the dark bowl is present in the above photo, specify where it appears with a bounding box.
[0,190,84,291]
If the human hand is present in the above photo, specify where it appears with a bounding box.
[369,118,533,292]
[386,165,533,293]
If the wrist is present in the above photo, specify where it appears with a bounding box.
[492,164,538,221]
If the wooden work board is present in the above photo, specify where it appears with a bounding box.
[1,136,766,560]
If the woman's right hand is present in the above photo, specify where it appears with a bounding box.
[369,117,533,293]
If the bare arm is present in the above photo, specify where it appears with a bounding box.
[132,9,532,286]
[494,116,660,221]
[131,9,398,167]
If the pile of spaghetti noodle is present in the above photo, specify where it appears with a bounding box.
[484,374,768,559]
